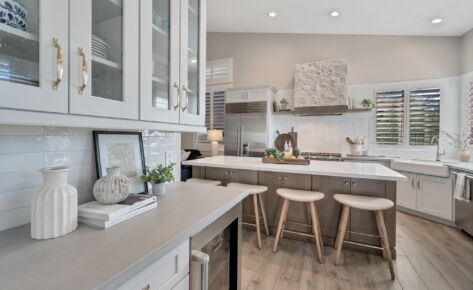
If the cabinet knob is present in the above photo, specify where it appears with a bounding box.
[142,284,150,290]
[277,176,282,180]
[225,171,229,175]
[284,176,288,181]
[352,181,358,186]
[344,181,350,186]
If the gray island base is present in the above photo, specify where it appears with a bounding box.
[189,158,404,258]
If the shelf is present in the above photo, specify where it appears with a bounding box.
[188,6,197,15]
[152,24,168,36]
[152,76,168,85]
[273,110,294,115]
[92,55,122,69]
[0,23,39,62]
[0,23,38,42]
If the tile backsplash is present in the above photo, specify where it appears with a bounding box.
[0,125,181,232]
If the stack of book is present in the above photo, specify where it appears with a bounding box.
[78,194,157,229]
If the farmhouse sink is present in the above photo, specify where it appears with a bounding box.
[391,159,450,177]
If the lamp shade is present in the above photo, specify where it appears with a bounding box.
[207,130,223,142]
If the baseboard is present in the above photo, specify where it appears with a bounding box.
[396,206,456,227]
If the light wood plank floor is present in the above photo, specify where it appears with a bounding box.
[241,212,473,290]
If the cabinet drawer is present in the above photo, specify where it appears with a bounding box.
[118,240,189,290]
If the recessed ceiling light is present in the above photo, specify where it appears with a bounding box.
[431,18,443,24]
[268,11,277,18]
[330,11,340,17]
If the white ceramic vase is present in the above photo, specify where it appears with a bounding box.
[93,167,130,204]
[152,183,166,196]
[459,149,471,162]
[31,167,78,240]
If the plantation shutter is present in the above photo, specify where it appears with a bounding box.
[376,90,405,145]
[197,91,225,143]
[206,59,233,86]
[469,81,473,139]
[409,88,440,145]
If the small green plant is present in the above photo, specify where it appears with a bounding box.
[293,147,301,157]
[264,147,285,160]
[361,99,375,110]
[141,163,176,184]
[280,98,289,105]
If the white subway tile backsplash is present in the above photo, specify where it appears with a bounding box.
[0,125,181,232]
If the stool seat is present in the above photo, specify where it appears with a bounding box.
[186,178,221,186]
[227,183,268,194]
[276,188,324,202]
[334,194,394,211]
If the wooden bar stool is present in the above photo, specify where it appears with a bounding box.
[273,188,325,263]
[186,178,222,186]
[333,194,395,280]
[227,183,269,249]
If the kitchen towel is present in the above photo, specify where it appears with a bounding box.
[454,173,470,202]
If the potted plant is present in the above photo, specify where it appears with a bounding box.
[361,99,375,111]
[141,163,176,195]
[442,131,472,162]
[279,97,289,111]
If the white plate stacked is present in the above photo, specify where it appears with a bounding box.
[92,35,111,60]
[0,71,39,86]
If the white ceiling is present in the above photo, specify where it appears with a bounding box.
[207,0,473,36]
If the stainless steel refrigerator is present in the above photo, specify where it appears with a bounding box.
[224,101,268,157]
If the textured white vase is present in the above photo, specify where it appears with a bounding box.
[459,149,471,162]
[31,167,78,240]
[93,167,130,204]
[152,183,166,196]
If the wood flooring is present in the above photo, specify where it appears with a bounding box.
[241,212,473,290]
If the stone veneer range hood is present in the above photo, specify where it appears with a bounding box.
[294,59,349,115]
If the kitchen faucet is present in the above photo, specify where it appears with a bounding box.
[431,135,445,161]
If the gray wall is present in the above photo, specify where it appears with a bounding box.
[207,32,462,88]
[462,28,473,74]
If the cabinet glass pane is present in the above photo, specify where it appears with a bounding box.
[152,0,170,110]
[0,0,39,87]
[187,0,199,115]
[91,0,123,101]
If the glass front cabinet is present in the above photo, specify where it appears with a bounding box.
[140,0,206,125]
[0,0,205,128]
[0,0,69,113]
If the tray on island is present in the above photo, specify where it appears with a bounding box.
[262,157,310,165]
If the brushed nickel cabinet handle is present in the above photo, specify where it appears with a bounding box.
[417,179,421,190]
[78,47,88,94]
[181,85,189,112]
[411,178,415,189]
[277,176,282,180]
[52,38,63,90]
[352,181,358,186]
[172,82,180,111]
[344,181,350,186]
[141,284,150,290]
[284,176,288,181]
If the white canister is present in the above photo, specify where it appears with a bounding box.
[31,167,78,239]
[349,144,363,156]
[93,167,130,204]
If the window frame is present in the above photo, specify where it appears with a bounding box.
[372,80,444,151]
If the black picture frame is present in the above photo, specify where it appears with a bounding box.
[93,131,148,194]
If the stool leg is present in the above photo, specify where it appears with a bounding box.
[375,211,395,280]
[335,205,350,266]
[273,199,289,252]
[376,214,387,259]
[313,203,324,248]
[280,201,288,239]
[309,202,323,264]
[258,194,269,236]
[253,194,262,249]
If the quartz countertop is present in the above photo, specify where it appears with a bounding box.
[0,182,248,290]
[183,156,407,182]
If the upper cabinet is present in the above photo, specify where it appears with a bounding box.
[0,0,206,130]
[0,0,69,113]
[69,0,139,119]
[140,0,206,126]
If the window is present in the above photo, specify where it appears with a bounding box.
[375,90,405,145]
[206,58,233,86]
[469,81,473,139]
[197,91,225,143]
[375,86,441,146]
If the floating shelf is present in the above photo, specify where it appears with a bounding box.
[152,76,167,85]
[92,55,122,69]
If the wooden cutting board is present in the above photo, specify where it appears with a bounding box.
[275,133,295,151]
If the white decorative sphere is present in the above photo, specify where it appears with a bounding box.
[31,167,78,239]
[93,167,130,204]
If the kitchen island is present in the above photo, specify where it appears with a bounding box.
[0,182,248,290]
[184,156,407,257]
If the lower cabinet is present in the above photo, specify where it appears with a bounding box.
[118,240,189,290]
[397,171,453,221]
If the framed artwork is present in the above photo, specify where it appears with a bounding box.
[93,131,147,194]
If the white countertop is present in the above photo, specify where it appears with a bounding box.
[183,156,407,182]
[0,182,248,290]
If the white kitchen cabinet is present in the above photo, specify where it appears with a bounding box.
[417,175,454,220]
[225,86,276,104]
[69,0,139,119]
[0,0,69,113]
[397,172,417,210]
[118,239,190,290]
[140,0,206,127]
[397,171,453,221]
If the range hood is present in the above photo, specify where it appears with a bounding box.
[293,59,348,115]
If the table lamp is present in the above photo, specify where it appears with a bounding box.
[207,130,223,156]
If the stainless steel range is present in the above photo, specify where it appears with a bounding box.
[302,152,343,161]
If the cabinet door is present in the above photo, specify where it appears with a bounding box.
[225,91,245,103]
[139,0,180,123]
[258,171,285,227]
[178,0,205,125]
[205,167,231,185]
[0,0,68,113]
[69,0,139,119]
[397,172,417,210]
[246,89,268,102]
[417,175,453,220]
